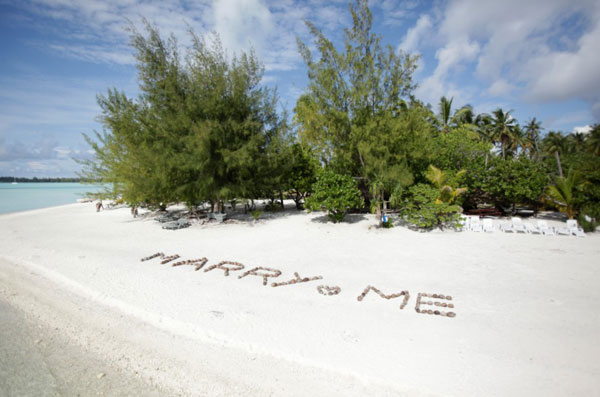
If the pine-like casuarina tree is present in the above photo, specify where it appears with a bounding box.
[294,0,428,216]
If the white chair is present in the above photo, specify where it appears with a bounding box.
[566,219,586,237]
[556,223,572,236]
[512,217,527,233]
[470,217,483,232]
[500,219,514,232]
[537,220,555,236]
[482,218,495,232]
[524,223,541,234]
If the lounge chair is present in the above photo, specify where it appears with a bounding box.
[482,218,494,233]
[156,213,177,223]
[500,220,514,233]
[524,223,541,234]
[207,212,227,223]
[537,220,555,236]
[511,217,527,233]
[471,218,483,232]
[162,217,190,230]
[566,219,586,237]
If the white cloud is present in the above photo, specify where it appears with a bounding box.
[573,125,591,134]
[413,0,600,122]
[213,0,274,57]
[398,14,431,53]
[523,18,600,106]
[487,79,514,97]
[415,37,479,105]
[27,161,50,171]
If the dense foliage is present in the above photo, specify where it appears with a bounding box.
[305,171,363,223]
[81,22,286,210]
[295,0,428,217]
[81,2,599,232]
[399,184,462,230]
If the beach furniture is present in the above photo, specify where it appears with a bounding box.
[566,219,586,237]
[162,217,190,230]
[524,223,541,234]
[537,220,555,236]
[499,220,514,233]
[156,213,177,223]
[511,217,527,233]
[208,212,227,223]
[470,217,483,232]
[482,218,494,232]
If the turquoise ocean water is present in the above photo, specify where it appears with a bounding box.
[0,183,102,215]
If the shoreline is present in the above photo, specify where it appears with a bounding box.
[1,203,599,395]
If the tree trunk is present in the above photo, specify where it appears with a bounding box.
[555,151,563,177]
[279,190,284,210]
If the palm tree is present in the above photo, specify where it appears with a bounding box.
[545,169,585,219]
[474,112,493,165]
[524,118,543,160]
[490,108,517,159]
[425,165,466,204]
[586,124,600,155]
[452,104,474,126]
[543,131,567,177]
[436,96,475,133]
[570,132,586,152]
[508,125,526,156]
[438,96,453,133]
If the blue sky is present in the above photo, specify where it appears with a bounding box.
[1,0,599,177]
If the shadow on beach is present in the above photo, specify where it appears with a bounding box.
[310,213,367,224]
[131,201,310,227]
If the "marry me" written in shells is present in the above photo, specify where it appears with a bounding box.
[141,252,457,318]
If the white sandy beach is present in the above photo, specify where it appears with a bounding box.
[1,202,599,396]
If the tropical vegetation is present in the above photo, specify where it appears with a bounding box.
[81,1,599,231]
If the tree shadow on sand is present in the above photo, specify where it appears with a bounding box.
[310,213,368,224]
[535,211,568,222]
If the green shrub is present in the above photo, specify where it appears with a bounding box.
[400,184,462,230]
[250,210,263,220]
[305,171,363,223]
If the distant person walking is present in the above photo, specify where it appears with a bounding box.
[96,200,104,212]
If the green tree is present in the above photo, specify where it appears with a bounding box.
[490,108,517,159]
[424,165,466,204]
[570,132,586,153]
[81,23,285,210]
[306,171,363,223]
[542,131,568,177]
[295,0,424,208]
[435,96,473,133]
[545,169,585,219]
[285,143,320,210]
[586,124,600,155]
[524,118,543,160]
[463,156,548,213]
[398,184,462,230]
